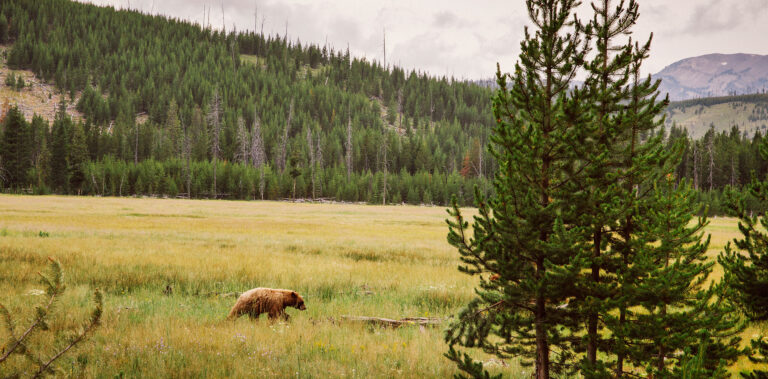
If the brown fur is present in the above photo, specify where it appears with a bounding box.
[227,288,306,321]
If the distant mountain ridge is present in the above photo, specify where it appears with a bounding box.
[654,53,768,101]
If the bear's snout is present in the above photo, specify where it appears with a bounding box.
[298,303,306,310]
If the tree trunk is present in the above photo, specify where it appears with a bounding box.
[587,229,601,364]
[535,256,550,379]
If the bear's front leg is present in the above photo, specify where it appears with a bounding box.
[268,309,289,321]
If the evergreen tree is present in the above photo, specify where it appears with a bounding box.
[444,0,589,377]
[191,106,209,161]
[0,13,8,43]
[720,142,768,379]
[628,176,743,378]
[69,122,88,194]
[50,101,71,192]
[0,106,30,188]
[165,99,182,159]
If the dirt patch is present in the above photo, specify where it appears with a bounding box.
[0,45,84,124]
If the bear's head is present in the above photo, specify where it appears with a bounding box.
[290,291,306,311]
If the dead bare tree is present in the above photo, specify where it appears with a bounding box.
[250,109,267,200]
[277,99,294,172]
[397,88,403,129]
[207,88,222,199]
[234,116,249,165]
[307,128,316,199]
[220,0,225,32]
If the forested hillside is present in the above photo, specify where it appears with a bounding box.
[1,0,767,212]
[0,0,493,204]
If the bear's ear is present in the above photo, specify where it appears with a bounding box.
[291,291,298,298]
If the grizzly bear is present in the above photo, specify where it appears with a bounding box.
[227,288,306,321]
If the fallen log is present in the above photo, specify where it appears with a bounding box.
[341,315,443,328]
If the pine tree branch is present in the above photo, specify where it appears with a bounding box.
[0,287,58,364]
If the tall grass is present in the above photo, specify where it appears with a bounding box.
[0,195,524,377]
[0,195,762,377]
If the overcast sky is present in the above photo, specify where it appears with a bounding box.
[80,0,768,80]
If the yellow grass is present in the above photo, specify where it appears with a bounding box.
[0,195,519,378]
[0,195,763,377]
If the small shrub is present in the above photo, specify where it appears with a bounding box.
[38,231,50,238]
[0,257,103,378]
[4,72,15,88]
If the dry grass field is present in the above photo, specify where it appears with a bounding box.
[0,195,764,377]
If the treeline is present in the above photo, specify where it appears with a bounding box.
[666,124,768,214]
[0,0,496,189]
[0,105,488,205]
[667,92,768,111]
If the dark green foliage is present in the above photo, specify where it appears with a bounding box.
[627,178,743,378]
[69,122,88,193]
[0,258,103,378]
[741,338,768,379]
[0,13,8,43]
[0,106,30,187]
[49,102,71,192]
[720,141,768,379]
[446,0,746,377]
[444,0,589,377]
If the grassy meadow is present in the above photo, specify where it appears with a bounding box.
[0,195,764,377]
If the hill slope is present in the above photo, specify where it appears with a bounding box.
[663,93,768,138]
[655,53,768,101]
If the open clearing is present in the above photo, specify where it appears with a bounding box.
[0,195,763,377]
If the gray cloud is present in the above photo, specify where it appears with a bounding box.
[680,0,768,35]
[432,11,463,28]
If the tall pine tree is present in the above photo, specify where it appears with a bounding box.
[0,106,30,188]
[49,101,71,192]
[444,0,590,377]
[69,122,88,194]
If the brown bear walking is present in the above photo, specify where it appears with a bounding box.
[227,288,306,321]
